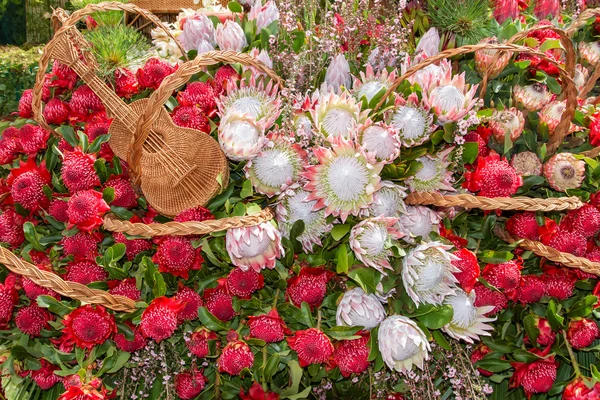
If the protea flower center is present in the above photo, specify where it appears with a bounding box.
[415,158,437,181]
[445,290,477,328]
[229,120,260,147]
[370,187,403,217]
[514,83,552,111]
[253,150,294,187]
[392,106,428,142]
[359,124,399,162]
[326,156,369,201]
[429,85,465,114]
[287,191,320,226]
[357,82,386,102]
[231,95,263,118]
[360,223,387,254]
[322,108,354,138]
[415,249,445,292]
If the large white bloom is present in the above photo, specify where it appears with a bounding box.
[311,90,363,141]
[406,147,454,193]
[336,287,387,330]
[180,15,216,52]
[248,0,280,31]
[352,64,397,103]
[215,20,247,52]
[415,27,440,57]
[218,113,267,161]
[226,222,284,272]
[443,289,495,343]
[357,120,400,164]
[398,206,441,242]
[402,241,459,306]
[368,181,407,219]
[378,315,430,372]
[349,217,403,274]
[390,93,434,147]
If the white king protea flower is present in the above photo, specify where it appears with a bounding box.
[215,20,247,52]
[402,241,459,306]
[406,147,454,193]
[248,0,280,31]
[538,100,578,135]
[369,181,408,219]
[415,27,440,57]
[180,14,216,52]
[352,64,397,103]
[245,134,306,197]
[302,137,383,222]
[324,54,352,94]
[543,153,586,192]
[311,90,363,141]
[357,120,400,164]
[378,315,431,372]
[398,205,441,242]
[276,187,333,253]
[336,287,387,330]
[422,70,479,124]
[226,222,284,272]
[443,289,495,343]
[390,93,434,147]
[218,113,267,161]
[349,217,403,274]
[513,83,552,112]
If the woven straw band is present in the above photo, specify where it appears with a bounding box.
[103,207,275,237]
[566,7,600,36]
[0,247,137,312]
[405,192,584,212]
[495,228,600,276]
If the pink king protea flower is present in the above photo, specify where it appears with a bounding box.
[513,83,552,112]
[543,153,585,192]
[350,217,403,274]
[422,70,479,124]
[323,54,352,94]
[226,222,283,272]
[475,37,511,79]
[215,20,247,52]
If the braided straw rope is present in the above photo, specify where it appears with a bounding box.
[405,192,584,211]
[566,7,600,36]
[495,227,600,276]
[0,247,137,312]
[103,207,274,237]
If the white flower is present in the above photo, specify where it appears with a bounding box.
[390,93,434,147]
[180,15,216,52]
[323,54,352,94]
[226,222,284,272]
[368,181,408,219]
[336,287,387,330]
[443,289,495,343]
[407,147,454,193]
[415,27,440,57]
[248,0,280,31]
[378,315,431,372]
[349,217,403,274]
[402,241,459,306]
[352,64,396,103]
[398,206,441,242]
[196,40,215,54]
[215,20,247,52]
[311,90,363,141]
[218,113,267,161]
[357,121,400,164]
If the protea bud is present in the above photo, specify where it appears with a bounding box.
[215,20,247,52]
[248,0,279,31]
[493,0,519,23]
[489,107,524,142]
[475,37,511,79]
[543,153,585,192]
[563,377,600,400]
[415,28,440,57]
[579,41,600,66]
[226,222,283,272]
[378,315,430,372]
[180,15,216,52]
[218,113,267,161]
[511,152,542,176]
[323,54,352,94]
[336,287,387,330]
[533,0,559,19]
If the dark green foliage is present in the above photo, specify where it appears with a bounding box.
[427,0,495,45]
[0,46,40,118]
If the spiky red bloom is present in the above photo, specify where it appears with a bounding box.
[510,354,558,399]
[473,283,508,316]
[240,382,280,400]
[175,369,208,399]
[0,276,18,327]
[84,118,113,161]
[218,340,254,375]
[213,65,240,94]
[174,206,214,223]
[61,148,100,193]
[287,328,334,367]
[187,328,218,358]
[175,285,203,323]
[177,82,217,117]
[482,260,522,291]
[152,236,203,279]
[31,360,61,390]
[107,278,140,300]
[463,152,523,197]
[113,232,153,260]
[0,132,20,164]
[23,278,60,301]
[104,177,137,208]
[69,85,105,118]
[65,261,108,285]
[506,212,540,241]
[61,305,116,350]
[287,267,334,309]
[140,296,185,342]
[204,280,235,321]
[248,309,289,343]
[544,266,576,300]
[546,230,587,257]
[137,58,176,90]
[48,199,69,223]
[62,232,101,260]
[534,317,556,347]
[7,158,51,210]
[563,377,600,400]
[567,318,599,349]
[560,204,600,239]
[464,129,490,160]
[19,124,50,155]
[16,304,51,337]
[67,190,110,232]
[114,68,139,99]
[509,275,545,305]
[227,268,264,299]
[332,331,370,377]
[171,106,211,133]
[451,248,480,294]
[43,98,70,125]
[0,209,26,247]
[50,61,77,90]
[470,344,493,377]
[113,322,146,352]
[18,89,34,118]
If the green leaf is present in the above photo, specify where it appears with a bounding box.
[88,134,110,154]
[228,1,243,12]
[94,159,108,183]
[289,219,305,254]
[336,244,349,274]
[197,306,229,332]
[546,75,561,95]
[523,314,539,347]
[77,131,89,153]
[23,222,44,251]
[116,322,134,341]
[480,250,513,264]
[546,300,565,331]
[331,224,350,241]
[324,325,362,340]
[475,356,512,372]
[280,360,302,398]
[432,330,451,351]
[57,125,78,147]
[300,302,313,328]
[540,39,561,52]
[240,179,253,199]
[568,295,598,318]
[109,243,126,263]
[152,271,166,298]
[102,187,115,204]
[513,349,542,363]
[462,142,479,164]
[416,304,453,330]
[348,267,382,294]
[368,327,381,361]
[292,30,305,53]
[37,295,73,317]
[263,353,280,381]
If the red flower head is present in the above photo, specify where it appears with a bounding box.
[57,380,113,400]
[463,152,523,198]
[19,124,50,155]
[533,317,556,347]
[227,267,264,299]
[509,275,546,305]
[0,275,18,328]
[510,350,558,399]
[543,266,576,300]
[49,199,69,223]
[175,368,208,399]
[7,158,51,211]
[563,377,600,400]
[287,328,334,367]
[545,229,588,257]
[31,360,61,390]
[67,190,110,232]
[470,344,494,377]
[493,0,519,23]
[177,82,217,117]
[113,232,153,261]
[331,331,370,377]
[113,322,146,353]
[152,236,203,279]
[286,267,334,309]
[560,204,600,239]
[175,206,214,223]
[69,85,105,119]
[482,260,522,291]
[0,209,26,247]
[533,0,559,19]
[18,89,34,118]
[104,177,137,208]
[240,382,280,400]
[84,117,114,161]
[473,282,508,316]
[43,98,70,125]
[439,225,468,249]
[171,106,211,133]
[218,340,254,375]
[140,296,185,342]
[213,65,241,94]
[247,309,290,343]
[590,111,600,147]
[61,305,116,350]
[23,276,60,301]
[506,212,541,241]
[64,260,108,285]
[464,128,491,162]
[451,248,480,294]
[61,147,101,193]
[567,318,599,349]
[114,68,139,99]
[107,278,141,300]
[187,328,218,358]
[62,231,101,261]
[0,130,20,165]
[16,304,52,337]
[203,280,235,322]
[50,61,77,90]
[175,285,203,323]
[137,58,176,90]
[594,280,600,308]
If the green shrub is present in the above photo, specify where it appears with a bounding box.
[0,46,42,118]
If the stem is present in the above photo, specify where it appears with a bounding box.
[564,331,582,376]
[317,309,322,330]
[369,367,373,399]
[262,347,268,391]
[215,370,221,399]
[272,288,280,309]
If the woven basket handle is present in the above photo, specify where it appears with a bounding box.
[32,1,188,132]
[129,50,283,181]
[372,43,577,156]
[566,7,600,35]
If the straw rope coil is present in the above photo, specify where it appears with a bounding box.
[566,7,600,36]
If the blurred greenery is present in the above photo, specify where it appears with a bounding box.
[0,0,26,44]
[0,46,42,118]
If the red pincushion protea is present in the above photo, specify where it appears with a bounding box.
[0,276,18,327]
[140,296,185,342]
[104,177,137,208]
[113,232,153,260]
[567,318,599,349]
[152,236,203,279]
[64,261,108,285]
[113,322,146,352]
[175,285,203,323]
[61,148,101,193]
[175,369,208,399]
[61,305,116,350]
[563,377,600,400]
[591,111,600,147]
[175,206,214,222]
[137,58,176,90]
[470,344,494,377]
[287,328,334,367]
[50,61,77,90]
[31,360,61,390]
[69,85,105,118]
[240,382,280,400]
[451,248,480,294]
[23,277,60,301]
[177,82,217,117]
[171,106,211,133]
[62,232,101,260]
[510,352,558,399]
[227,267,264,299]
[58,381,112,400]
[114,68,139,99]
[332,331,370,377]
[534,317,556,347]
[543,266,576,300]
[43,98,70,125]
[7,158,51,210]
[204,280,235,321]
[18,89,34,118]
[213,65,240,94]
[16,303,52,337]
[67,190,110,232]
[463,152,523,198]
[218,340,254,375]
[482,260,522,291]
[187,328,218,358]
[248,309,289,343]
[0,132,20,165]
[19,124,50,155]
[506,212,540,241]
[464,129,490,161]
[545,229,587,257]
[0,209,26,247]
[511,275,546,305]
[107,278,141,300]
[473,283,508,316]
[560,204,600,239]
[48,199,69,223]
[287,267,334,309]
